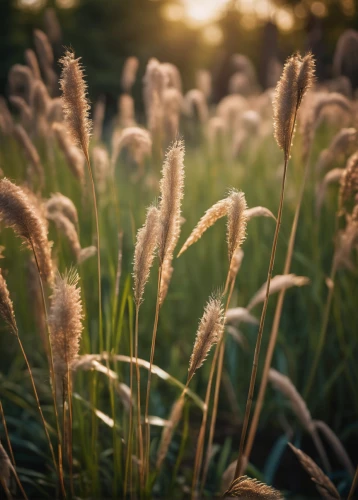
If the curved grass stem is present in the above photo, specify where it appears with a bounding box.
[242,150,311,468]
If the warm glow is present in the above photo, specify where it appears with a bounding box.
[182,0,230,26]
[202,24,223,46]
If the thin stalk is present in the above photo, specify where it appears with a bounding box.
[348,466,358,500]
[84,153,102,352]
[199,278,236,494]
[134,306,144,487]
[234,150,291,479]
[67,366,74,497]
[30,240,65,497]
[242,149,311,468]
[0,402,15,465]
[124,299,135,498]
[304,259,338,399]
[0,403,29,500]
[16,335,58,471]
[144,266,163,486]
[84,153,102,496]
[191,345,220,500]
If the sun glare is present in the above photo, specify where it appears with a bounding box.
[183,0,230,26]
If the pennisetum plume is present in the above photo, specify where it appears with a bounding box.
[0,267,59,481]
[143,140,185,483]
[46,193,79,227]
[49,270,83,487]
[156,294,224,475]
[187,295,224,384]
[131,204,160,482]
[13,124,45,188]
[0,178,53,283]
[233,52,315,480]
[49,270,83,396]
[269,369,330,472]
[288,443,340,500]
[59,50,102,358]
[224,475,283,499]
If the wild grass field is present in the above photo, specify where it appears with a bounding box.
[0,26,357,500]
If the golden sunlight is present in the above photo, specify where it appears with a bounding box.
[182,0,230,26]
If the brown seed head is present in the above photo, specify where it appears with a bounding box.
[227,190,248,263]
[288,444,340,500]
[49,269,83,383]
[133,205,160,307]
[0,179,53,283]
[59,50,92,157]
[224,475,283,498]
[0,268,17,335]
[188,295,224,384]
[158,140,185,265]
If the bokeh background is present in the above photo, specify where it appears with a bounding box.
[2,0,358,115]
[1,1,358,498]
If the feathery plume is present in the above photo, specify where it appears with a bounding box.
[25,49,41,80]
[9,96,33,130]
[158,140,185,265]
[0,268,17,334]
[78,246,97,264]
[52,123,85,182]
[217,95,248,132]
[245,206,275,221]
[227,190,248,263]
[339,151,358,212]
[315,128,357,174]
[0,179,53,283]
[44,8,62,44]
[118,94,136,128]
[301,92,352,162]
[196,69,211,99]
[48,211,81,260]
[225,307,259,326]
[33,29,57,92]
[45,193,78,227]
[314,420,354,476]
[8,64,33,103]
[188,295,224,384]
[161,63,182,92]
[13,124,44,187]
[92,146,110,193]
[133,206,160,306]
[59,50,92,159]
[333,30,358,81]
[274,52,315,160]
[273,55,301,159]
[47,98,64,124]
[288,444,340,500]
[111,127,152,168]
[178,198,230,257]
[316,168,344,216]
[49,270,83,387]
[0,97,14,134]
[224,475,283,498]
[121,56,139,93]
[269,369,313,432]
[156,394,185,470]
[31,80,50,136]
[183,89,209,123]
[247,274,310,311]
[92,96,105,142]
[334,210,358,271]
[296,52,316,107]
[159,258,174,306]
